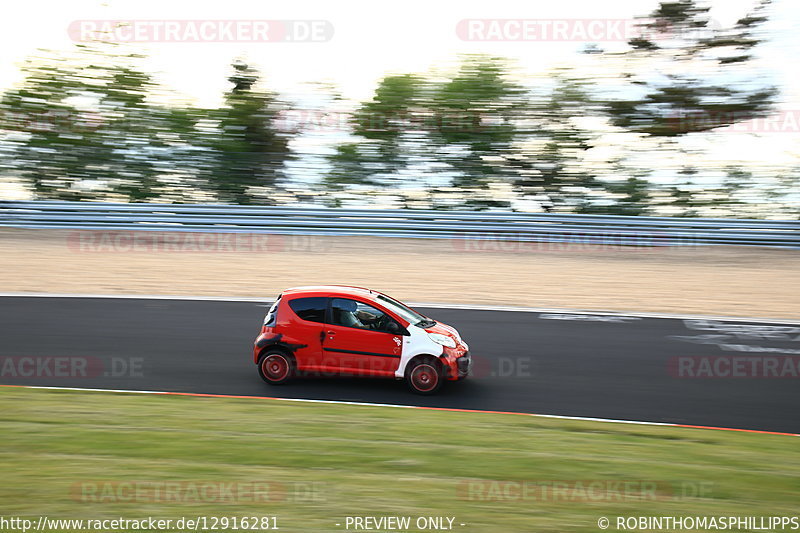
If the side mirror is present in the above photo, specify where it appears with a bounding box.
[386,321,401,334]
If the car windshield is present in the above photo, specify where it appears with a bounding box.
[375,294,429,326]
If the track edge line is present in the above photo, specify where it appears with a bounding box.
[0,292,797,324]
[0,384,796,438]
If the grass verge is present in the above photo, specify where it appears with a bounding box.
[0,387,798,532]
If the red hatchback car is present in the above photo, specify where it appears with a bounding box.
[253,286,471,394]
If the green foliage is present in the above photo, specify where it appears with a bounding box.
[205,61,292,204]
[605,0,776,136]
[324,74,427,190]
[512,73,600,211]
[659,165,798,218]
[429,57,525,187]
[0,7,793,217]
[325,56,527,197]
[0,45,167,200]
[0,48,291,204]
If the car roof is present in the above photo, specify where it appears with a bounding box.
[281,285,383,299]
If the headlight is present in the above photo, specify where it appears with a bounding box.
[427,332,456,348]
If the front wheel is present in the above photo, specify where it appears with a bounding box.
[406,358,443,395]
[258,350,295,385]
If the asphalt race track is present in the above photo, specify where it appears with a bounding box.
[0,297,797,434]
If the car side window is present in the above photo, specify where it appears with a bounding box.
[288,297,327,323]
[330,298,401,333]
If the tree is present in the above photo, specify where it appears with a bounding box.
[0,44,212,202]
[0,49,296,204]
[576,160,654,216]
[594,0,780,217]
[325,74,426,190]
[325,57,528,208]
[0,45,151,200]
[205,61,292,204]
[605,0,776,136]
[427,56,526,189]
[511,73,601,211]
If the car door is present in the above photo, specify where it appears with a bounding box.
[322,297,405,376]
[284,296,327,370]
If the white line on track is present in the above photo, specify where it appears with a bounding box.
[0,292,798,324]
[1,384,797,437]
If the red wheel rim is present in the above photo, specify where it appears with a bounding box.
[262,354,289,381]
[411,363,438,392]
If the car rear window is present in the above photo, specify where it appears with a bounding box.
[288,297,327,323]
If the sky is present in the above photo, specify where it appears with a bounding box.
[5,0,796,104]
[1,0,799,187]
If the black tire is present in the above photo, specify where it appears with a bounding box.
[405,357,443,395]
[257,349,295,385]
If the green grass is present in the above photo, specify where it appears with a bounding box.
[0,387,797,532]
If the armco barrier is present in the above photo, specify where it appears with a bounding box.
[0,201,797,247]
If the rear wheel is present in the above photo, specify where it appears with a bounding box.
[258,349,295,385]
[406,357,443,395]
